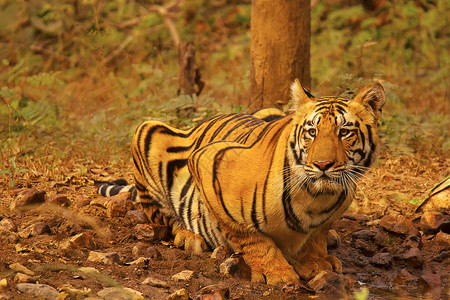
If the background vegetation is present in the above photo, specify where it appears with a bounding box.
[1,0,448,186]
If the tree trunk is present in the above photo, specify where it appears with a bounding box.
[250,0,310,109]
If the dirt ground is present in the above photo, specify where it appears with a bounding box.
[0,153,448,300]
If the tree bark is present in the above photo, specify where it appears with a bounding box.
[250,0,310,109]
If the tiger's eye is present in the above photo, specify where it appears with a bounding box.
[308,129,316,137]
[339,128,349,136]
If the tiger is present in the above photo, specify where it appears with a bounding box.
[98,79,385,285]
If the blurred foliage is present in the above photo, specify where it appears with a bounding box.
[0,0,448,177]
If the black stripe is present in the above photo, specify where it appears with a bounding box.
[364,125,374,167]
[166,159,189,193]
[167,144,194,153]
[282,157,306,233]
[251,185,261,231]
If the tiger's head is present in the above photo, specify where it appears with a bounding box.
[288,79,385,196]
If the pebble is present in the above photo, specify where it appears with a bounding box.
[370,252,392,268]
[87,251,121,265]
[0,218,17,232]
[307,271,350,295]
[0,278,8,290]
[219,255,251,281]
[354,239,377,257]
[419,272,441,289]
[379,215,419,236]
[9,263,35,276]
[210,246,231,261]
[14,273,34,283]
[132,242,161,259]
[327,229,341,249]
[420,211,449,234]
[343,213,369,222]
[16,283,59,300]
[351,229,375,241]
[393,268,415,284]
[402,247,424,268]
[402,235,421,249]
[171,270,195,282]
[10,188,46,211]
[141,277,170,289]
[434,231,450,245]
[57,284,91,297]
[124,210,149,226]
[48,194,70,207]
[133,224,155,240]
[22,221,51,237]
[197,284,230,299]
[167,288,189,300]
[69,232,96,249]
[97,287,144,300]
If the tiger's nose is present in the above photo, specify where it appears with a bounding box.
[313,160,334,171]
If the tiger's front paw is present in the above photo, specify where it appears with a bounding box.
[173,228,208,255]
[294,254,342,281]
[251,265,300,285]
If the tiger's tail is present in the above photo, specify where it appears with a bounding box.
[97,179,137,201]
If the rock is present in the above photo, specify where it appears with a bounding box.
[327,229,341,249]
[434,231,450,245]
[419,272,441,289]
[379,215,419,236]
[68,223,84,236]
[402,247,424,268]
[351,229,375,241]
[76,198,91,208]
[370,252,392,268]
[433,250,448,262]
[342,213,369,222]
[14,273,34,283]
[57,284,91,297]
[87,251,121,265]
[373,227,391,247]
[97,287,144,300]
[16,283,59,300]
[211,246,231,261]
[219,255,251,281]
[69,232,96,249]
[354,239,377,257]
[132,242,161,259]
[197,284,230,299]
[281,282,314,294]
[124,210,149,226]
[167,288,189,300]
[171,270,195,282]
[107,193,133,218]
[134,224,155,240]
[393,268,415,284]
[0,278,8,290]
[9,263,35,276]
[48,194,70,207]
[0,218,17,232]
[10,188,46,211]
[402,235,421,249]
[420,211,450,234]
[23,222,51,237]
[141,277,170,289]
[307,271,350,295]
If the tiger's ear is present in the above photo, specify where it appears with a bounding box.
[290,79,312,109]
[354,82,386,121]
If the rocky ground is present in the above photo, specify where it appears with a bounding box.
[0,154,448,300]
